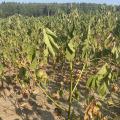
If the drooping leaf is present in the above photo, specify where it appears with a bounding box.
[65,36,79,62]
[87,63,110,96]
[46,28,57,39]
[87,76,97,89]
[49,35,59,51]
[97,63,109,80]
[43,28,59,57]
[98,82,108,96]
[65,47,75,62]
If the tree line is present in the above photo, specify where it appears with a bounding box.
[0,2,119,17]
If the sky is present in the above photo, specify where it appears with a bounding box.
[0,0,120,5]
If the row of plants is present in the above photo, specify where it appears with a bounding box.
[0,10,120,119]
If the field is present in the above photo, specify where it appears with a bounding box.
[0,7,120,120]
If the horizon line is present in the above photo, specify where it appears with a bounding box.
[0,1,119,5]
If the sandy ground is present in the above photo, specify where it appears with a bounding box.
[0,87,65,120]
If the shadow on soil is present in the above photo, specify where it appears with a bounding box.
[15,98,55,120]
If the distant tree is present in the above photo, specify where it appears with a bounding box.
[0,2,117,17]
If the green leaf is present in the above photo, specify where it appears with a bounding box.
[65,36,79,62]
[98,82,108,96]
[44,49,49,58]
[43,28,59,57]
[49,35,59,51]
[65,48,75,62]
[43,28,55,57]
[86,75,95,87]
[97,63,109,80]
[87,63,110,96]
[46,28,57,39]
[87,76,97,89]
[27,47,36,63]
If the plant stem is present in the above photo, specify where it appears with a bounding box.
[68,62,73,120]
[38,84,67,111]
[72,63,86,95]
